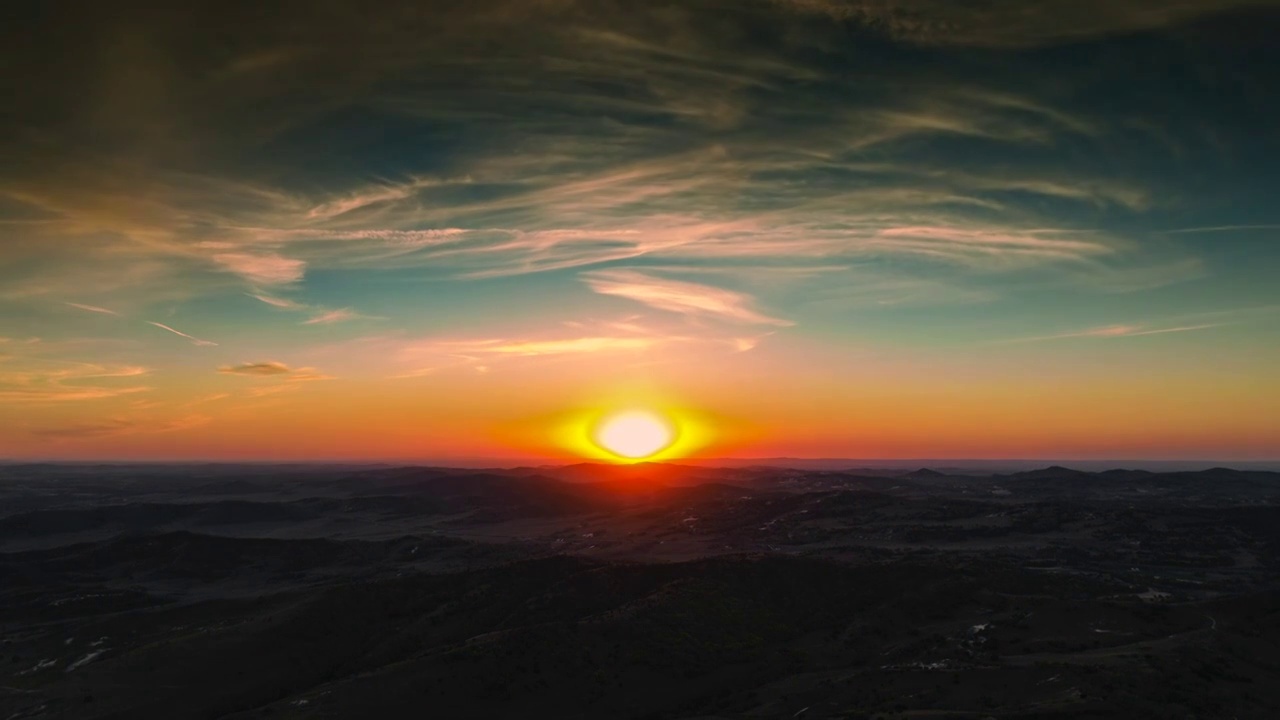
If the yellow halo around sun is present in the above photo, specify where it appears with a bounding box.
[532,400,716,463]
[592,410,676,460]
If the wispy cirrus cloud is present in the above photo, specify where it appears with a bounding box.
[392,334,663,377]
[246,383,303,397]
[245,227,471,248]
[63,301,227,350]
[307,183,419,221]
[218,361,332,380]
[869,226,1110,266]
[1164,224,1280,234]
[770,0,1263,48]
[0,2,1193,305]
[29,418,137,438]
[581,269,794,326]
[247,292,377,326]
[803,273,999,310]
[211,251,306,285]
[302,308,377,325]
[247,292,306,310]
[387,303,785,375]
[1004,322,1227,344]
[262,152,1142,281]
[31,413,210,439]
[184,392,231,407]
[0,362,152,403]
[218,361,292,376]
[64,302,120,316]
[147,322,218,347]
[305,177,470,220]
[469,336,658,356]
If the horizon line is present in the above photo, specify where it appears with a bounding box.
[2,456,1278,470]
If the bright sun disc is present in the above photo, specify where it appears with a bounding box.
[593,411,675,460]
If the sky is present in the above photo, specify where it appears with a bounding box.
[1,0,1278,462]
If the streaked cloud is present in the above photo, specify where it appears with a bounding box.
[147,322,218,347]
[303,308,370,325]
[386,312,781,376]
[770,0,1263,48]
[804,274,998,309]
[0,385,152,403]
[184,392,231,406]
[1006,323,1227,344]
[393,334,663,377]
[218,361,332,381]
[286,369,333,381]
[246,384,303,397]
[1063,257,1206,295]
[0,362,152,403]
[870,226,1110,266]
[480,336,658,356]
[218,361,293,376]
[306,177,470,220]
[581,270,794,326]
[248,293,306,310]
[31,414,210,439]
[64,302,121,316]
[1164,224,1280,234]
[247,293,377,327]
[29,418,139,439]
[212,252,306,285]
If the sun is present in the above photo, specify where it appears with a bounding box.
[592,410,676,460]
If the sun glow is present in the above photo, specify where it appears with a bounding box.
[593,410,676,460]
[516,396,722,463]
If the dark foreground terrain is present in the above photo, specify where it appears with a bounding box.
[2,462,1278,719]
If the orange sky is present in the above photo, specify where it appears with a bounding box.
[4,334,1275,461]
